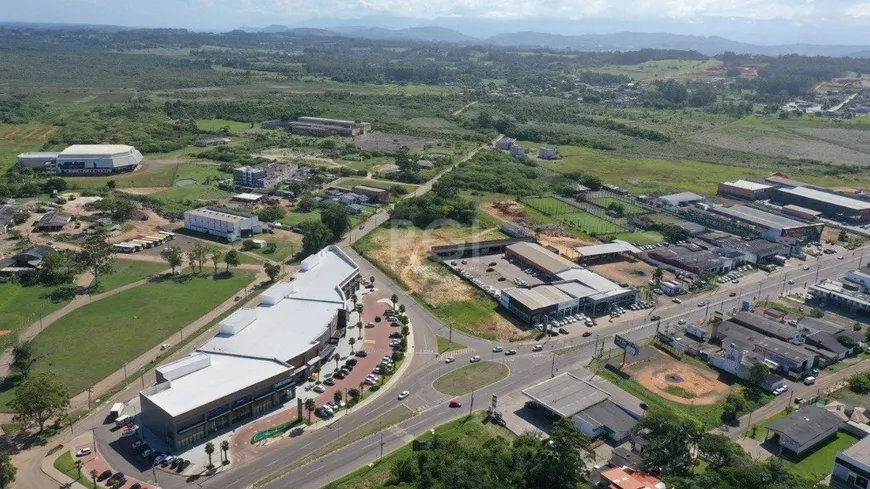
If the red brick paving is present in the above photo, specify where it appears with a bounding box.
[81,445,150,489]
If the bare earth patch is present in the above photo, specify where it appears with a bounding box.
[591,260,671,287]
[624,347,730,405]
[118,187,170,196]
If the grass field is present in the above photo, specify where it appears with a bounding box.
[71,161,179,189]
[280,209,321,226]
[588,196,649,215]
[196,118,257,133]
[436,335,466,353]
[149,163,233,212]
[338,178,419,199]
[54,452,98,489]
[432,361,510,396]
[590,58,722,81]
[90,259,168,292]
[556,212,626,235]
[520,196,578,215]
[0,124,56,173]
[0,270,255,405]
[745,409,788,439]
[0,282,74,351]
[325,412,515,489]
[413,292,504,341]
[782,431,859,479]
[247,232,302,262]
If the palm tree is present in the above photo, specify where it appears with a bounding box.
[369,275,375,286]
[90,469,99,487]
[351,294,358,307]
[399,304,406,314]
[390,294,398,308]
[349,337,356,353]
[74,459,84,479]
[356,321,363,339]
[221,440,230,464]
[334,390,343,404]
[205,442,215,468]
[652,266,664,285]
[333,353,341,370]
[304,398,317,423]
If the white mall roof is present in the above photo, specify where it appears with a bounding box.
[143,353,290,417]
[59,144,137,156]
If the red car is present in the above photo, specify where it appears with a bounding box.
[582,332,592,337]
[449,399,462,408]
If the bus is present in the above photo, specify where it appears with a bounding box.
[157,230,176,240]
[130,239,152,249]
[112,243,137,253]
[145,235,166,244]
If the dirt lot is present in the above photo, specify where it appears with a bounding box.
[480,200,595,252]
[105,210,173,244]
[259,148,340,166]
[118,187,169,195]
[622,346,731,405]
[590,259,672,287]
[347,133,439,153]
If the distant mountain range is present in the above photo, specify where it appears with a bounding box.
[238,24,870,57]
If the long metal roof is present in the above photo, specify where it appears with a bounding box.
[776,186,870,212]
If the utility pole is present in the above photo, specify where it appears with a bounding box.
[551,352,556,378]
[469,390,474,415]
[448,322,452,347]
[123,362,128,386]
[380,431,384,459]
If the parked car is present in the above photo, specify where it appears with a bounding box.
[141,449,154,458]
[398,390,410,400]
[558,327,569,335]
[313,385,326,393]
[98,470,113,481]
[323,378,336,386]
[76,448,91,457]
[131,440,146,450]
[153,455,166,465]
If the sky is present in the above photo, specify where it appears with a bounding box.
[6,0,870,44]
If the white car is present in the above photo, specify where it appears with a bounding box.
[677,319,687,325]
[803,265,810,270]
[160,343,171,351]
[76,448,92,457]
[470,355,481,363]
[492,346,503,352]
[445,356,455,363]
[398,390,410,400]
[313,385,326,393]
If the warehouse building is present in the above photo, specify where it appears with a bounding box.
[773,187,870,222]
[707,204,823,244]
[523,371,645,443]
[288,117,371,137]
[706,235,790,265]
[712,320,818,376]
[234,163,297,189]
[352,185,389,203]
[764,176,824,190]
[644,243,733,277]
[140,246,360,451]
[781,204,822,221]
[18,144,143,174]
[573,241,641,263]
[811,279,870,314]
[718,180,774,200]
[183,207,261,242]
[656,192,706,209]
[832,434,870,488]
[505,242,579,280]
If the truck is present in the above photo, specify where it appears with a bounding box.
[109,402,124,418]
[115,414,132,427]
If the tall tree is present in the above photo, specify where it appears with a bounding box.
[320,202,350,240]
[10,372,70,432]
[74,459,84,479]
[161,247,183,274]
[333,353,341,370]
[0,452,16,489]
[204,442,215,468]
[220,440,230,464]
[301,220,333,255]
[264,263,281,282]
[224,249,241,272]
[89,469,98,488]
[748,362,770,386]
[357,321,363,339]
[698,433,749,471]
[77,231,115,286]
[524,417,589,489]
[652,266,664,284]
[391,294,398,307]
[211,249,222,274]
[304,398,317,423]
[639,408,703,477]
[349,337,356,353]
[186,241,211,274]
[10,339,40,378]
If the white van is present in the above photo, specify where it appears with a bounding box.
[803,376,816,385]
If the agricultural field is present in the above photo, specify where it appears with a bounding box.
[0,269,256,406]
[589,58,723,81]
[0,124,56,172]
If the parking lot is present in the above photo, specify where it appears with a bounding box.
[442,253,544,293]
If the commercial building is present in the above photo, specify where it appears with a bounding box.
[707,204,823,244]
[832,434,870,489]
[718,180,774,200]
[656,192,705,209]
[232,193,264,203]
[694,232,790,265]
[574,241,641,263]
[766,406,843,455]
[500,244,636,321]
[34,210,70,232]
[183,207,261,242]
[773,187,870,222]
[18,144,143,174]
[139,246,360,451]
[644,243,733,277]
[764,176,823,190]
[352,185,389,203]
[288,117,371,137]
[781,204,822,221]
[430,238,529,262]
[708,342,787,393]
[811,279,870,315]
[712,320,818,376]
[234,163,297,189]
[523,371,645,443]
[846,270,870,292]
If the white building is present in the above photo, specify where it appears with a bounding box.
[846,270,870,292]
[183,206,261,242]
[833,435,870,488]
[139,246,361,451]
[18,144,143,174]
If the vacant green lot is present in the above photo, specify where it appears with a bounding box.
[326,412,515,489]
[0,282,74,350]
[90,259,168,292]
[73,161,178,189]
[196,119,257,133]
[149,163,233,212]
[413,293,503,341]
[247,232,302,262]
[556,212,626,235]
[436,335,466,353]
[588,196,649,215]
[590,58,722,81]
[520,196,578,215]
[0,124,55,173]
[16,270,254,400]
[433,361,510,396]
[54,452,98,489]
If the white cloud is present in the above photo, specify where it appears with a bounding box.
[846,1,870,17]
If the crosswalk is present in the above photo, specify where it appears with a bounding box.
[416,348,474,356]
